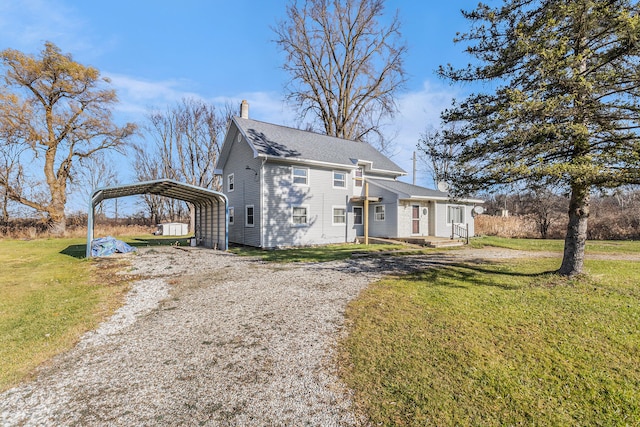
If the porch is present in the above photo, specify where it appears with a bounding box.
[392,236,466,248]
[357,235,465,248]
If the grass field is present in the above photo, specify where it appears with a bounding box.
[340,253,640,425]
[0,234,216,391]
[0,238,143,391]
[4,234,639,425]
[471,235,640,253]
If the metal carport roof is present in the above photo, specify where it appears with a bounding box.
[87,179,228,257]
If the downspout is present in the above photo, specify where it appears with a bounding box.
[364,182,369,245]
[242,180,245,245]
[345,195,349,243]
[260,157,266,248]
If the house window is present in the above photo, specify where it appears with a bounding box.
[374,205,385,221]
[292,167,308,185]
[229,207,235,225]
[292,206,308,225]
[333,207,346,225]
[354,167,363,187]
[227,173,234,192]
[245,205,254,227]
[353,207,363,225]
[333,171,346,188]
[447,205,464,224]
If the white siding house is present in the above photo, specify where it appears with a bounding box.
[215,102,483,248]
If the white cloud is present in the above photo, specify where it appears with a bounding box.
[105,76,299,128]
[211,91,298,126]
[105,73,204,117]
[389,81,460,187]
[0,0,91,53]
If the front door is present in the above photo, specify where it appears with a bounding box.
[412,205,420,234]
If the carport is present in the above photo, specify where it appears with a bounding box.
[87,179,228,258]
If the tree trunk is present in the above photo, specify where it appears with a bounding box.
[558,185,590,276]
[47,212,66,236]
[1,189,8,223]
[47,188,67,236]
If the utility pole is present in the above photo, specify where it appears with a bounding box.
[412,151,417,185]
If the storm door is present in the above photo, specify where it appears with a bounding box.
[412,205,420,234]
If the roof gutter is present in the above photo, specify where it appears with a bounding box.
[257,154,405,176]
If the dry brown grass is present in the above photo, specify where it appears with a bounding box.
[475,215,552,238]
[69,224,154,238]
[0,222,153,239]
[476,213,640,240]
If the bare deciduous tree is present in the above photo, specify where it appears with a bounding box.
[134,98,228,225]
[0,110,24,222]
[146,98,225,190]
[520,188,568,239]
[132,145,166,225]
[274,0,407,151]
[417,124,465,188]
[0,42,136,235]
[73,153,119,217]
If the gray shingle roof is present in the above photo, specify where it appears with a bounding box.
[235,117,406,174]
[368,178,485,203]
[368,178,449,199]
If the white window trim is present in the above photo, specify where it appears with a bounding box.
[245,204,255,227]
[228,206,235,225]
[354,167,364,187]
[227,173,234,192]
[291,204,309,227]
[353,206,363,225]
[292,166,309,186]
[332,206,347,226]
[447,204,465,224]
[374,204,385,221]
[332,170,347,189]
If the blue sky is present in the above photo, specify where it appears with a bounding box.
[1,0,480,212]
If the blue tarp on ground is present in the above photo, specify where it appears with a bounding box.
[91,236,138,257]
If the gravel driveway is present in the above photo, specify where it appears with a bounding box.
[1,247,429,426]
[3,245,628,426]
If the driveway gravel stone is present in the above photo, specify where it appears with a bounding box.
[1,247,391,426]
[3,245,631,426]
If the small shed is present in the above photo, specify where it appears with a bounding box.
[87,179,227,257]
[155,223,189,236]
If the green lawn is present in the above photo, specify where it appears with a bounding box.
[0,238,130,391]
[340,257,640,425]
[471,235,640,253]
[5,234,639,425]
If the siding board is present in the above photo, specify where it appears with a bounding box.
[222,128,262,246]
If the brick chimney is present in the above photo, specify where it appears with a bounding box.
[240,100,249,119]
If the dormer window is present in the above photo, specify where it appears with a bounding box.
[354,167,363,187]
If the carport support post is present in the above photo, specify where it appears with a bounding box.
[364,182,369,245]
[86,197,96,258]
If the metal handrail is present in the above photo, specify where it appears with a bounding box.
[451,222,469,244]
